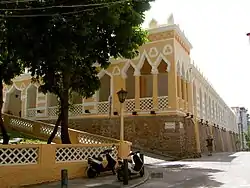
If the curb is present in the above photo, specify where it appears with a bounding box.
[126,168,150,188]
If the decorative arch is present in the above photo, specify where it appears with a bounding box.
[98,69,112,79]
[137,51,153,98]
[204,92,208,120]
[186,70,190,82]
[157,56,170,97]
[8,83,20,93]
[181,63,186,99]
[208,96,211,119]
[98,69,113,102]
[177,61,181,76]
[154,53,171,73]
[4,84,22,116]
[181,63,186,79]
[192,80,197,107]
[136,50,153,72]
[121,60,137,79]
[199,87,203,119]
[26,84,38,109]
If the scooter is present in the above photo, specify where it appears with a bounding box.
[87,147,117,178]
[116,151,144,181]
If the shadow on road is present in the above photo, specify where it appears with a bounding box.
[146,163,224,188]
[184,152,237,163]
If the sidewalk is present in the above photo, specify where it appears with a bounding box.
[24,170,149,188]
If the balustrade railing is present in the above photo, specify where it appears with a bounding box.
[140,97,153,111]
[27,108,36,117]
[3,113,120,144]
[158,96,168,110]
[26,96,170,118]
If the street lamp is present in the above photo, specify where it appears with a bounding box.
[117,88,128,141]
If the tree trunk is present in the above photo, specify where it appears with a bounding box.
[47,112,62,144]
[0,82,10,145]
[60,72,71,144]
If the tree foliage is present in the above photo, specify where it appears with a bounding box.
[0,17,24,144]
[4,0,154,143]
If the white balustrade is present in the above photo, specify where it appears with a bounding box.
[48,106,58,117]
[97,101,109,114]
[70,104,84,116]
[158,96,168,110]
[125,99,135,112]
[55,145,118,163]
[139,97,153,111]
[0,147,39,166]
[9,117,33,131]
[78,132,119,144]
[40,125,61,138]
[27,108,36,118]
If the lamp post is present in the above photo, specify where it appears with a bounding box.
[117,88,128,141]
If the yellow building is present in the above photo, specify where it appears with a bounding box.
[2,14,239,157]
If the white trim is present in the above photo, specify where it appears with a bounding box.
[97,69,112,79]
[148,47,159,58]
[136,50,153,71]
[146,24,193,49]
[97,70,113,103]
[181,62,186,80]
[177,61,181,76]
[154,53,171,72]
[121,60,137,79]
[112,66,121,76]
[7,84,20,93]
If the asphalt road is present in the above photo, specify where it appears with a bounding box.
[140,152,250,188]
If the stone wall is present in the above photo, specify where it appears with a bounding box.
[43,115,197,158]
[198,122,237,154]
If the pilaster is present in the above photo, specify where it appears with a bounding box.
[177,75,182,109]
[182,78,187,111]
[167,62,178,109]
[134,70,140,111]
[151,67,158,110]
[187,81,193,113]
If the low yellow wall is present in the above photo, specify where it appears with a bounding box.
[0,143,123,188]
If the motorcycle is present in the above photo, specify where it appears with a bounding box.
[116,151,144,181]
[86,147,117,178]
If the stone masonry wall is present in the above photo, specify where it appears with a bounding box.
[43,115,197,158]
[199,122,237,154]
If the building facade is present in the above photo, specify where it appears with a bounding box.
[232,107,249,150]
[2,15,239,157]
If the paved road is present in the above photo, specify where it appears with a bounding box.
[140,152,250,188]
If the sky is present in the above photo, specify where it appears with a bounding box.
[143,0,250,110]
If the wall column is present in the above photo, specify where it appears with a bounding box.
[21,95,27,117]
[187,81,193,114]
[168,64,178,110]
[152,67,158,110]
[194,112,201,154]
[182,78,187,112]
[113,75,125,114]
[177,75,182,110]
[134,70,140,112]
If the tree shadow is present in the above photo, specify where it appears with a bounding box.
[147,164,224,188]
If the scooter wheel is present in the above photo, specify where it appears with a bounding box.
[117,170,124,181]
[139,169,144,177]
[87,168,97,178]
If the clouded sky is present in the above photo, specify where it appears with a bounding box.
[143,0,250,109]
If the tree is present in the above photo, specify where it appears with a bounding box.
[7,0,154,144]
[0,17,24,144]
